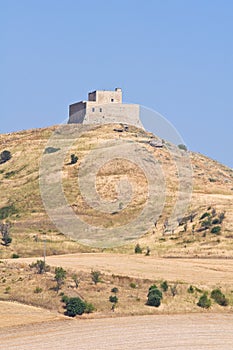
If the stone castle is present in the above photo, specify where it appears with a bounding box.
[68,88,144,128]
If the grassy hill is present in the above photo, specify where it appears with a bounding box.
[0,124,232,258]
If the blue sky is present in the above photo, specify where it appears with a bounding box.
[1,0,232,168]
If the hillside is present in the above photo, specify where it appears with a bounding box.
[0,124,232,258]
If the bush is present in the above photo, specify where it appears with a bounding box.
[55,267,66,290]
[200,212,210,220]
[0,204,18,220]
[211,226,221,235]
[65,297,86,317]
[211,289,229,306]
[212,218,220,225]
[34,287,43,293]
[187,285,195,294]
[178,144,187,151]
[30,260,49,274]
[0,150,11,164]
[84,302,95,314]
[71,154,78,164]
[146,285,163,307]
[160,281,168,292]
[129,282,137,289]
[12,253,19,259]
[91,270,101,284]
[111,287,119,294]
[109,295,118,303]
[197,293,211,308]
[134,243,142,254]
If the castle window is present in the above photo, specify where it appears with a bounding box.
[111,98,114,102]
[100,108,102,112]
[92,108,95,112]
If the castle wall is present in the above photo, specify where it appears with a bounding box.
[68,101,86,124]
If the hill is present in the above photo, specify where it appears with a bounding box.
[0,124,232,258]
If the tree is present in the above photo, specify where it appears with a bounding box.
[72,273,79,288]
[0,222,12,246]
[197,292,211,309]
[134,243,142,254]
[160,281,168,292]
[65,297,86,317]
[30,260,49,274]
[91,270,101,284]
[0,150,11,164]
[146,285,163,307]
[55,267,66,291]
[70,154,78,164]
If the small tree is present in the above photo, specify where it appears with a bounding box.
[30,260,49,274]
[146,285,163,307]
[65,297,86,317]
[197,292,211,309]
[160,280,168,292]
[0,223,12,246]
[134,243,142,254]
[70,154,78,164]
[72,273,79,288]
[91,270,101,284]
[55,267,66,291]
[0,150,11,164]
[211,288,228,306]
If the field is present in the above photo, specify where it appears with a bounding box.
[1,313,233,350]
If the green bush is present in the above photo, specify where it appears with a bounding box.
[146,285,163,307]
[211,289,229,306]
[12,253,19,259]
[160,281,168,292]
[109,295,118,303]
[91,270,101,284]
[55,267,66,290]
[30,260,49,274]
[71,154,78,164]
[0,150,11,164]
[84,302,95,313]
[65,297,86,317]
[0,204,18,220]
[111,287,119,294]
[212,218,220,225]
[134,243,142,254]
[129,282,137,289]
[211,226,221,235]
[178,144,187,151]
[197,293,211,309]
[187,285,195,294]
[200,212,210,220]
[34,287,43,293]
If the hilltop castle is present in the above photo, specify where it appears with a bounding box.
[68,88,144,128]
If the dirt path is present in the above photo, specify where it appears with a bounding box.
[1,313,233,350]
[14,253,233,286]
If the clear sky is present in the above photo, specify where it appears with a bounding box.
[1,0,232,168]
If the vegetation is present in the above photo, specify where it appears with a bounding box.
[91,270,101,284]
[0,150,11,164]
[197,293,211,309]
[0,204,18,220]
[30,260,49,274]
[0,223,12,246]
[146,285,163,307]
[62,295,94,317]
[178,144,187,151]
[211,226,221,235]
[72,273,79,288]
[160,280,168,292]
[134,243,142,254]
[55,267,66,291]
[211,289,229,306]
[70,154,78,164]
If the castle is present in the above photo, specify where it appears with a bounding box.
[68,88,144,128]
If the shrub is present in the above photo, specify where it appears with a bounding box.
[200,212,210,220]
[0,150,11,164]
[211,289,229,306]
[129,282,137,289]
[72,274,79,288]
[12,253,19,259]
[201,218,212,228]
[146,285,163,307]
[197,293,211,308]
[219,212,225,224]
[0,204,18,220]
[111,287,119,294]
[109,295,118,304]
[55,267,66,290]
[178,144,187,151]
[160,281,168,292]
[34,287,43,293]
[91,270,101,284]
[30,260,49,274]
[65,297,86,317]
[211,226,221,235]
[71,154,78,164]
[134,243,142,254]
[84,302,95,313]
[145,246,150,256]
[212,218,220,225]
[187,285,195,294]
